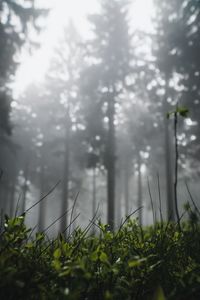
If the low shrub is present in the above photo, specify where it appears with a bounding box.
[1,213,200,299]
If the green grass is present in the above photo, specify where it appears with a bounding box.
[0,207,200,300]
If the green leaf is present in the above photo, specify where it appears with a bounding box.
[62,243,72,256]
[177,106,189,118]
[128,257,146,268]
[99,251,108,263]
[52,259,61,271]
[153,286,166,300]
[105,290,113,299]
[36,232,45,241]
[53,248,61,259]
[25,242,34,249]
[90,250,98,262]
[166,111,174,119]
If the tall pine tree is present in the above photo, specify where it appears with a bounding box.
[0,0,46,136]
[80,0,132,230]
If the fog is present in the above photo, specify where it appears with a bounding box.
[0,0,200,235]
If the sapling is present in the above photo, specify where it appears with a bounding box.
[167,105,189,230]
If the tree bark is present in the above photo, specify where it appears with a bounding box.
[21,159,30,214]
[116,165,122,227]
[137,153,142,226]
[92,167,97,218]
[163,77,175,222]
[60,110,70,234]
[9,176,16,217]
[107,94,115,231]
[124,161,130,216]
[164,117,175,221]
[92,167,97,234]
[38,148,46,232]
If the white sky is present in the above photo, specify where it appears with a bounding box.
[13,0,154,97]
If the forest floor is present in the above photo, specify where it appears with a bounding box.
[0,209,200,300]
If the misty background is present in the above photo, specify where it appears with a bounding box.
[0,0,200,235]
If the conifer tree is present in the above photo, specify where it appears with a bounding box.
[81,0,132,230]
[0,0,46,136]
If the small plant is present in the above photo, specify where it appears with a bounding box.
[1,211,200,299]
[167,105,189,230]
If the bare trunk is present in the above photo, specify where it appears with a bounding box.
[174,110,181,229]
[21,160,30,214]
[137,153,142,226]
[124,163,129,216]
[60,112,70,234]
[107,95,115,231]
[92,167,97,218]
[165,134,175,222]
[38,149,46,232]
[1,185,9,214]
[164,118,175,221]
[116,166,122,227]
[92,167,97,234]
[163,76,175,222]
[9,177,16,217]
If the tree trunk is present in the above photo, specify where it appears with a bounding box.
[0,185,8,214]
[60,111,70,234]
[38,148,46,232]
[9,176,16,217]
[163,76,175,222]
[21,160,30,215]
[137,153,142,226]
[124,161,130,216]
[92,167,97,234]
[164,118,175,221]
[107,94,115,231]
[116,166,122,227]
[92,167,97,218]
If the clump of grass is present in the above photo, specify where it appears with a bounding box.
[0,208,200,300]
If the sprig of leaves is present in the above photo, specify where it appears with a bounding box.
[166,106,189,119]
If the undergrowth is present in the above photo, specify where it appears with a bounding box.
[0,206,200,300]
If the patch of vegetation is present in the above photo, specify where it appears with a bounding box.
[1,208,200,300]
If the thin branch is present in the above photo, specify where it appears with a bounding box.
[68,191,79,237]
[42,206,72,234]
[38,213,80,259]
[174,109,181,231]
[71,204,100,255]
[24,180,61,215]
[157,172,163,224]
[118,206,143,232]
[15,193,22,218]
[63,213,80,235]
[147,177,156,225]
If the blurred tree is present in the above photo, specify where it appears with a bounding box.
[140,0,182,221]
[80,0,132,230]
[120,92,155,224]
[166,0,200,169]
[11,84,50,222]
[13,83,65,230]
[151,0,200,219]
[0,0,47,214]
[0,0,46,136]
[45,21,86,233]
